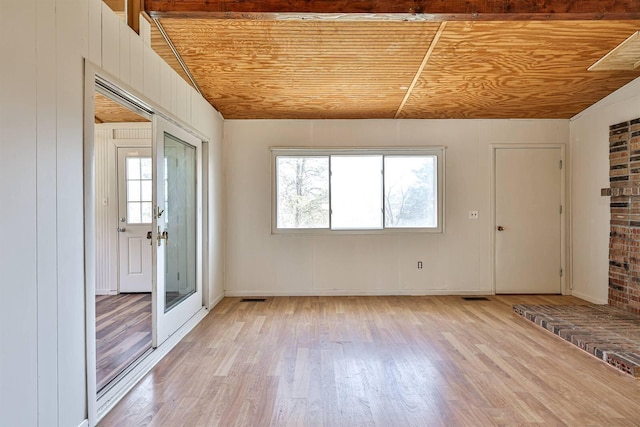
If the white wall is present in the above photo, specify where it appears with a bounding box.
[0,1,224,425]
[224,119,568,296]
[570,77,640,304]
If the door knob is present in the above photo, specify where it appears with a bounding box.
[146,231,152,239]
[497,226,504,231]
[157,227,169,246]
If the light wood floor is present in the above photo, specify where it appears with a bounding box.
[96,293,152,392]
[100,295,640,426]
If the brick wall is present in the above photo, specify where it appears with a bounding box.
[608,119,640,314]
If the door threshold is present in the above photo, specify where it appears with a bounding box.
[97,347,154,400]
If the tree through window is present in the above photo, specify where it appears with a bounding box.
[273,148,444,233]
[276,156,329,228]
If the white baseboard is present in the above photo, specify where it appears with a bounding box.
[570,289,608,305]
[77,420,89,427]
[208,292,225,309]
[96,307,209,423]
[224,289,493,297]
[95,289,117,296]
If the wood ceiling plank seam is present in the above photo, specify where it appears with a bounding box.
[394,21,447,119]
[153,18,204,96]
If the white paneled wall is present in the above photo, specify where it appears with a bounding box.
[1,1,224,425]
[95,127,114,295]
[224,119,569,297]
[571,77,640,304]
[113,127,153,139]
[97,4,200,127]
[94,123,152,295]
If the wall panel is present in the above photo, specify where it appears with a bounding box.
[129,34,143,93]
[160,60,172,112]
[118,20,131,85]
[143,47,160,103]
[88,0,102,67]
[102,2,120,78]
[56,0,89,422]
[36,0,59,422]
[95,128,113,295]
[0,2,39,425]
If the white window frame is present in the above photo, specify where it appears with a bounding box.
[271,147,445,234]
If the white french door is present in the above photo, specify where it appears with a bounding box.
[152,116,203,347]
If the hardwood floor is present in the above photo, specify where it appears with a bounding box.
[96,293,152,392]
[100,295,640,426]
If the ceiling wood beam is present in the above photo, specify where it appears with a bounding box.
[145,0,640,20]
[127,0,142,33]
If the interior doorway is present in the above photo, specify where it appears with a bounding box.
[85,71,208,425]
[93,89,153,395]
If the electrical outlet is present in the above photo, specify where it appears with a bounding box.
[469,210,479,220]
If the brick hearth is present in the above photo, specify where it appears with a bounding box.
[514,304,640,377]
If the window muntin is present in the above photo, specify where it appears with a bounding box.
[273,148,444,233]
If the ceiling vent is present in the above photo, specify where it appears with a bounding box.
[589,31,640,71]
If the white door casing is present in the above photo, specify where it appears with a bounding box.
[117,147,153,293]
[494,146,564,294]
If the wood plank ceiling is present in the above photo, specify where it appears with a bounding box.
[144,1,640,120]
[94,92,150,123]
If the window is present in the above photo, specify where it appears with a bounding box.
[125,156,153,224]
[272,148,444,233]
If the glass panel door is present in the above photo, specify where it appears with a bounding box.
[163,135,197,311]
[152,117,203,347]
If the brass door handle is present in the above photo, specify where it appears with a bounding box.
[497,226,504,231]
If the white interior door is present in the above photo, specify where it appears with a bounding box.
[495,147,563,294]
[152,117,203,347]
[117,147,153,293]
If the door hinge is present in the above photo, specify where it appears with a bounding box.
[559,160,563,169]
[560,268,564,277]
[560,205,563,214]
